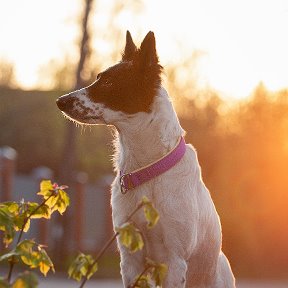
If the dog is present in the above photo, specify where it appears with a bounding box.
[56,31,235,287]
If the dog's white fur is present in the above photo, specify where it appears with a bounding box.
[60,83,235,286]
[110,87,235,287]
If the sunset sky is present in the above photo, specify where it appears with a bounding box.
[0,0,287,99]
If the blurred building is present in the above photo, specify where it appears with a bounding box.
[0,147,114,262]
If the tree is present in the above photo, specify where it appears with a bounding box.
[0,59,16,88]
[56,0,94,263]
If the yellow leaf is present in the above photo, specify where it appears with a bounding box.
[37,180,54,200]
[12,279,25,288]
[68,253,97,281]
[142,197,159,228]
[22,219,30,233]
[20,255,32,266]
[40,180,53,192]
[116,223,144,253]
[12,271,38,288]
[39,261,50,276]
[6,202,19,213]
[87,262,98,279]
[146,258,168,286]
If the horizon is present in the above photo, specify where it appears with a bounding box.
[0,0,288,101]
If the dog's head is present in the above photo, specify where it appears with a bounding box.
[56,31,162,126]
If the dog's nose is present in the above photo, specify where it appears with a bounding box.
[56,95,75,111]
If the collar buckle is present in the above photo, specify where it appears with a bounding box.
[120,173,133,194]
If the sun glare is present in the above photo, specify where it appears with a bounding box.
[0,0,80,89]
[0,0,287,99]
[143,0,288,99]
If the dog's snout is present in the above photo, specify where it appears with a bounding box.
[56,95,75,111]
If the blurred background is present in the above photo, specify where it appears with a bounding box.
[0,0,288,284]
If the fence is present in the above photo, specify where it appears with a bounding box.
[0,146,114,262]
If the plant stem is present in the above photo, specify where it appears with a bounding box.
[126,201,145,222]
[131,265,151,288]
[79,232,119,288]
[7,194,53,283]
[17,195,53,245]
[79,200,145,288]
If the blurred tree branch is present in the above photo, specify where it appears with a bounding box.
[59,0,93,183]
[0,59,16,88]
[56,0,94,262]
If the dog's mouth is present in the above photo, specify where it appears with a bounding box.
[83,114,106,124]
[82,115,102,120]
[61,110,105,125]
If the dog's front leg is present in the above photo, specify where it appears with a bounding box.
[118,245,145,288]
[160,253,188,288]
[144,231,189,287]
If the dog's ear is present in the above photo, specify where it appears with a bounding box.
[122,31,137,61]
[138,31,159,66]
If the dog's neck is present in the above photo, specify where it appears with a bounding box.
[113,87,185,173]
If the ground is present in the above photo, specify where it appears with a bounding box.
[38,278,288,288]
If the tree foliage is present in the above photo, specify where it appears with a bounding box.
[1,83,288,277]
[180,85,288,277]
[0,88,112,179]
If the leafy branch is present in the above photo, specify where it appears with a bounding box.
[6,194,53,283]
[131,258,168,288]
[0,180,167,287]
[0,180,70,286]
[69,196,166,288]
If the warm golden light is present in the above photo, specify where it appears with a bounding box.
[0,0,287,99]
[142,0,288,99]
[1,1,288,281]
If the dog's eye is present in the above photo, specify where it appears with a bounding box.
[96,73,102,80]
[102,78,112,87]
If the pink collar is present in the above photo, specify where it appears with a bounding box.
[120,137,186,194]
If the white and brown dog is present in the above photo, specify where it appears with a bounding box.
[57,31,235,287]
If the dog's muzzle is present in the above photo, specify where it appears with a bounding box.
[56,95,75,111]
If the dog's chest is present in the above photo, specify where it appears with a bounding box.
[110,176,154,228]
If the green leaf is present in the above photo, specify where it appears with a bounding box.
[142,197,159,228]
[25,202,50,219]
[16,239,35,255]
[4,202,20,214]
[133,275,150,288]
[13,213,24,232]
[55,189,70,215]
[0,199,51,246]
[68,254,85,281]
[14,215,30,233]
[12,271,38,288]
[14,240,54,276]
[152,263,167,286]
[0,201,42,239]
[0,205,16,246]
[146,258,168,287]
[68,253,97,282]
[38,182,70,215]
[116,223,144,253]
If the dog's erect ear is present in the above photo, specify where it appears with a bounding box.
[138,31,159,66]
[122,31,137,61]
